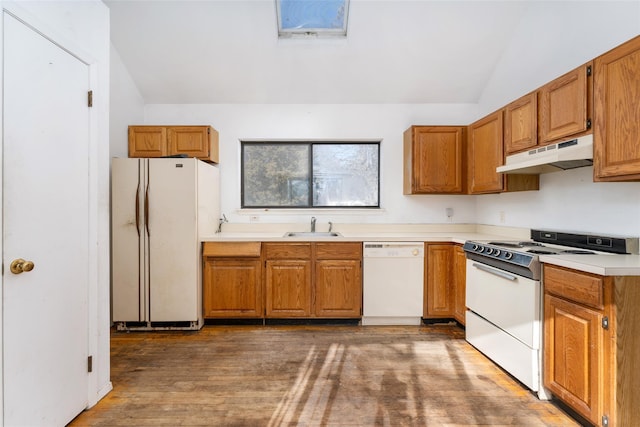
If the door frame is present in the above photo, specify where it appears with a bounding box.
[0,1,109,421]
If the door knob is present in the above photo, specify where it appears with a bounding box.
[10,258,35,274]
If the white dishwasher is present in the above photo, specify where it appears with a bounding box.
[362,242,424,325]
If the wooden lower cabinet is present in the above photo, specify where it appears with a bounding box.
[424,243,454,319]
[543,264,640,427]
[544,293,603,423]
[265,259,312,317]
[264,243,312,318]
[264,242,362,319]
[315,242,362,317]
[453,245,466,325]
[202,242,262,318]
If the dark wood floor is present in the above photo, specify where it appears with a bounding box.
[69,323,578,426]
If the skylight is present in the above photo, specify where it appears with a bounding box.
[276,0,349,38]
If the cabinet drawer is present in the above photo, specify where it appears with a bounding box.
[544,265,604,309]
[203,242,261,258]
[264,243,311,259]
[315,242,362,260]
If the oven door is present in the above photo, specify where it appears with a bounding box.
[466,260,541,348]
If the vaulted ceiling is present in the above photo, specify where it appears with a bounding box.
[106,1,531,104]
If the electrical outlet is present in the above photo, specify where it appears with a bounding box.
[249,215,259,222]
[499,211,506,223]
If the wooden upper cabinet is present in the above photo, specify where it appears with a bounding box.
[403,126,466,194]
[168,127,219,162]
[128,125,219,163]
[538,63,592,144]
[468,111,505,193]
[504,92,538,155]
[468,110,539,194]
[128,126,167,157]
[594,35,640,181]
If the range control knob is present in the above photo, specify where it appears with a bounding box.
[494,249,501,257]
[478,246,485,253]
[472,244,479,251]
[486,248,493,255]
[504,252,513,260]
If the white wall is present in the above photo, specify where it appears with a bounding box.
[478,1,640,115]
[143,103,479,226]
[476,168,640,236]
[1,0,112,410]
[110,44,144,158]
[476,1,640,236]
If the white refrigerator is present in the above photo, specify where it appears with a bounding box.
[111,157,219,330]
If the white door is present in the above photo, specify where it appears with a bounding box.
[3,13,90,426]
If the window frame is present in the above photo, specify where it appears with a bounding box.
[241,140,380,209]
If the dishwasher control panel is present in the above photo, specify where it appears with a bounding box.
[363,242,424,258]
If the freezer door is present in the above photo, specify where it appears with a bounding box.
[147,158,199,322]
[111,158,146,321]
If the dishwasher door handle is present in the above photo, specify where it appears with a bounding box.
[472,263,517,281]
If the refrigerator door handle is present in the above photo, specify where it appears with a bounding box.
[135,185,141,236]
[144,183,150,236]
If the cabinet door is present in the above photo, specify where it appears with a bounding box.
[265,260,312,317]
[544,293,603,425]
[453,245,466,325]
[594,36,640,181]
[203,258,262,318]
[504,92,538,155]
[424,244,454,318]
[168,126,219,163]
[128,126,167,157]
[539,64,590,143]
[315,260,362,318]
[403,126,465,194]
[468,111,505,194]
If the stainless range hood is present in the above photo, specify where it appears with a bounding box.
[497,134,593,174]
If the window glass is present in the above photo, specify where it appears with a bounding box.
[277,0,349,38]
[312,144,379,207]
[242,142,379,208]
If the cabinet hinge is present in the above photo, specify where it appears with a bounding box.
[586,118,592,129]
[587,65,592,76]
[88,90,93,107]
[88,355,93,373]
[602,414,609,426]
[602,316,609,330]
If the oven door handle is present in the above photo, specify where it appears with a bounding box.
[472,263,518,281]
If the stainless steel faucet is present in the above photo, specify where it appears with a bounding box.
[216,214,228,233]
[310,216,316,233]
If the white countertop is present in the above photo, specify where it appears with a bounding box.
[202,231,492,245]
[201,224,640,277]
[538,254,640,276]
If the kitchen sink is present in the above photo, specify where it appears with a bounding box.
[284,232,342,237]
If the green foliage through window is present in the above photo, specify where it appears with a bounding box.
[242,141,380,208]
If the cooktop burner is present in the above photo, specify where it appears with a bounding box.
[527,249,558,255]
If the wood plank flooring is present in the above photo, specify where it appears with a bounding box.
[69,324,579,426]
